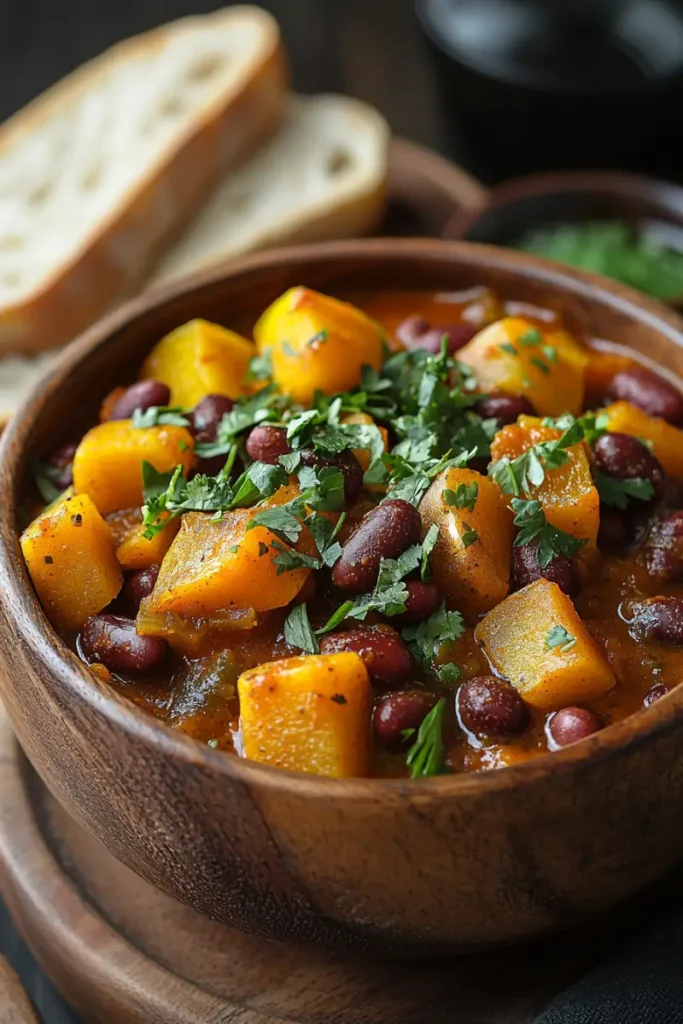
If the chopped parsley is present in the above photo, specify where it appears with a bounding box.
[32,460,66,505]
[132,406,191,428]
[512,498,585,568]
[545,624,577,652]
[460,524,479,548]
[406,698,447,779]
[517,328,542,347]
[596,473,654,510]
[443,480,478,512]
[489,418,586,497]
[284,603,320,654]
[420,522,439,581]
[402,603,465,667]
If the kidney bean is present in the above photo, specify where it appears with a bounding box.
[319,625,414,688]
[46,440,79,490]
[477,393,536,426]
[397,581,442,624]
[332,499,422,592]
[246,425,292,465]
[373,690,436,746]
[110,380,171,420]
[664,476,683,510]
[122,565,160,614]
[607,366,683,424]
[191,394,234,441]
[80,614,167,676]
[300,448,364,505]
[643,683,669,707]
[593,432,664,500]
[547,707,602,748]
[598,505,634,551]
[631,597,683,645]
[457,676,529,738]
[645,511,683,582]
[511,542,579,597]
[395,316,476,354]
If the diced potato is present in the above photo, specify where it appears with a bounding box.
[584,349,637,407]
[419,468,513,619]
[238,653,372,777]
[457,316,588,417]
[341,411,389,478]
[490,416,599,548]
[106,507,180,571]
[475,579,615,710]
[146,505,311,617]
[253,287,383,405]
[602,401,683,479]
[141,319,254,407]
[21,493,123,631]
[73,420,195,517]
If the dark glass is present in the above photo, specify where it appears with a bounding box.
[417,0,683,184]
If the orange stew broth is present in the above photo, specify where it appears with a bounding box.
[72,287,681,777]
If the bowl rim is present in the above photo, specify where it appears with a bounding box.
[3,236,683,800]
[446,168,683,242]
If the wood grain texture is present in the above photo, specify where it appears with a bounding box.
[2,240,683,957]
[0,955,38,1024]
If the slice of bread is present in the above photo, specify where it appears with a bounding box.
[0,5,287,356]
[153,94,390,283]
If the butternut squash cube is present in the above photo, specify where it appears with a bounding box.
[253,287,383,405]
[584,350,637,407]
[141,319,254,407]
[21,493,123,631]
[146,506,311,617]
[106,507,180,571]
[490,416,599,548]
[419,468,513,619]
[238,653,372,777]
[457,316,588,417]
[73,420,195,517]
[602,401,683,479]
[475,579,615,710]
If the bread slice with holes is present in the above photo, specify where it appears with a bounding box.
[152,94,390,284]
[0,6,287,355]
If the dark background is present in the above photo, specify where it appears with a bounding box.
[0,0,445,149]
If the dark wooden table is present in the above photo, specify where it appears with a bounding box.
[0,0,447,151]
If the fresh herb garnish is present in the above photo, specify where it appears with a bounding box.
[460,523,479,548]
[284,603,320,654]
[420,522,439,581]
[132,406,191,428]
[32,461,66,505]
[402,603,465,667]
[596,473,655,510]
[443,480,478,512]
[518,328,543,347]
[545,624,577,652]
[489,419,585,497]
[406,698,447,779]
[512,498,585,568]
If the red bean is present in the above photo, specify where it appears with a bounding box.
[300,448,364,505]
[598,505,634,551]
[643,683,669,707]
[607,366,683,424]
[80,614,168,676]
[191,394,234,441]
[396,581,441,624]
[246,425,292,465]
[511,542,579,597]
[332,499,422,592]
[593,432,664,500]
[477,393,536,426]
[46,440,79,490]
[547,707,602,748]
[631,597,683,645]
[664,476,683,510]
[457,676,530,738]
[373,690,436,746]
[122,565,160,614]
[110,380,171,420]
[645,511,683,582]
[395,316,476,354]
[319,625,414,688]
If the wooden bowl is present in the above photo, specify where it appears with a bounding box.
[2,239,683,958]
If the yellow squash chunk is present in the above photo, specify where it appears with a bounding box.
[21,493,123,631]
[141,319,254,406]
[146,506,311,617]
[602,401,683,479]
[475,579,615,710]
[106,507,180,571]
[238,653,372,777]
[491,416,599,548]
[457,316,588,417]
[584,349,637,407]
[419,468,513,619]
[253,286,383,405]
[73,420,195,517]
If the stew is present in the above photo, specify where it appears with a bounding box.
[20,285,683,779]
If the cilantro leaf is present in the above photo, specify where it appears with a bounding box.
[244,350,272,383]
[284,604,320,654]
[517,328,542,346]
[489,420,585,497]
[511,498,585,568]
[402,603,465,666]
[406,698,447,779]
[444,481,478,512]
[132,406,191,428]
[460,523,479,547]
[32,460,67,506]
[545,624,577,652]
[596,473,654,510]
[421,523,439,581]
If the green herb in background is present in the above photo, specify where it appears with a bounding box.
[517,221,683,303]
